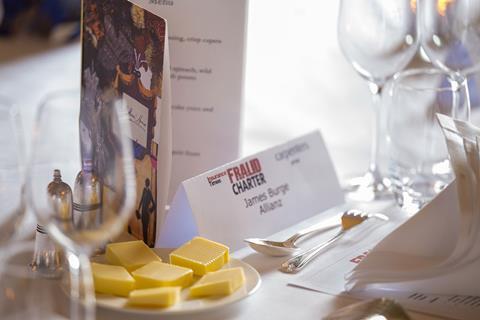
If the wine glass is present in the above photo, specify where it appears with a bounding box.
[28,89,136,320]
[419,0,480,115]
[0,240,91,320]
[419,0,480,74]
[0,97,26,248]
[338,0,419,201]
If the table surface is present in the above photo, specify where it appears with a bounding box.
[0,1,450,319]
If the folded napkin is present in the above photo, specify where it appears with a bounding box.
[345,114,480,296]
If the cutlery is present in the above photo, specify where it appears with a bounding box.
[280,210,388,273]
[245,209,366,257]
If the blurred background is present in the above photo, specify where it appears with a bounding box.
[5,0,480,240]
[0,0,80,60]
[0,0,429,185]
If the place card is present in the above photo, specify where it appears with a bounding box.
[156,131,344,250]
[81,0,172,247]
[131,0,248,203]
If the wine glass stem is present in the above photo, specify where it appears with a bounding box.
[67,250,95,320]
[368,81,384,183]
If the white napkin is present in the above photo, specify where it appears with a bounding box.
[345,114,480,296]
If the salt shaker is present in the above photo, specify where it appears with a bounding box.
[73,158,103,230]
[31,169,73,278]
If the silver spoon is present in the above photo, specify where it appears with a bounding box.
[280,210,389,273]
[244,209,369,257]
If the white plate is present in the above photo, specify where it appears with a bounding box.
[91,248,261,316]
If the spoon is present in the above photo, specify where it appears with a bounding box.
[280,210,389,273]
[244,209,372,257]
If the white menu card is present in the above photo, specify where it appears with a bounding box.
[156,131,344,250]
[131,0,248,202]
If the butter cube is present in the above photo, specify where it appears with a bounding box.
[132,261,193,289]
[189,267,245,297]
[106,240,161,271]
[91,262,135,297]
[170,237,229,275]
[127,287,181,308]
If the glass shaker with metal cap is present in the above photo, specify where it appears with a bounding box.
[31,169,73,277]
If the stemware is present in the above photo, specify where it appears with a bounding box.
[419,0,480,74]
[338,0,419,201]
[0,97,26,248]
[28,89,136,319]
[419,0,480,115]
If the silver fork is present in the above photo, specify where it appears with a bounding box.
[280,210,388,273]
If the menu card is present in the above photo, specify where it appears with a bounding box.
[156,131,344,250]
[81,0,171,247]
[131,0,248,202]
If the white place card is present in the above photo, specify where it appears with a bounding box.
[131,0,248,203]
[156,131,344,250]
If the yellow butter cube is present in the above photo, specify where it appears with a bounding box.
[189,267,245,297]
[127,287,181,308]
[132,261,193,289]
[169,237,229,275]
[91,262,135,297]
[106,240,161,272]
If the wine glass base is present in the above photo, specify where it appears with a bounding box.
[343,172,393,202]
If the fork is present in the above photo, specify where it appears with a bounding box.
[280,210,388,273]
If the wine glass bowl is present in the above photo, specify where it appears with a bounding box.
[338,0,418,85]
[420,0,480,73]
[28,90,136,254]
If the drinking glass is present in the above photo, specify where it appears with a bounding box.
[385,68,470,213]
[0,97,26,247]
[0,241,91,320]
[28,89,136,319]
[338,0,419,201]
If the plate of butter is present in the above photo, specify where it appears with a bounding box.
[90,237,261,316]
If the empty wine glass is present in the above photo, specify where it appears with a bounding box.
[419,0,480,74]
[0,97,26,248]
[338,0,419,201]
[28,89,136,320]
[419,0,480,114]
